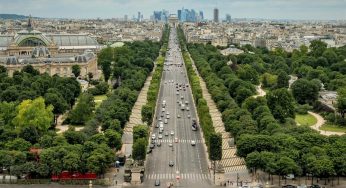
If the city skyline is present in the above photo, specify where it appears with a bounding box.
[0,0,345,20]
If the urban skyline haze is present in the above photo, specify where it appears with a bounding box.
[0,0,345,20]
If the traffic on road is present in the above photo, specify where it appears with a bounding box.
[144,27,211,188]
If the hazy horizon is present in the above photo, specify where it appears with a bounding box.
[0,0,345,20]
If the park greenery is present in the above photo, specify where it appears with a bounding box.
[178,27,346,183]
[0,33,163,179]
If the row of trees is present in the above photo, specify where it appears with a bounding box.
[141,25,170,126]
[181,33,346,182]
[132,125,149,161]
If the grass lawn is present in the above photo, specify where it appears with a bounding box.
[295,114,317,126]
[94,95,108,108]
[94,95,107,101]
[320,123,346,133]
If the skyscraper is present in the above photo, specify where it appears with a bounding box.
[178,10,182,21]
[226,14,231,23]
[213,8,219,23]
[137,12,141,22]
[199,11,204,21]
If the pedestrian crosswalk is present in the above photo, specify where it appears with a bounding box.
[145,173,210,180]
[156,139,203,143]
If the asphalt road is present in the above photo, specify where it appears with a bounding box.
[144,28,211,188]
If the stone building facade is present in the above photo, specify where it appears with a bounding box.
[0,18,100,78]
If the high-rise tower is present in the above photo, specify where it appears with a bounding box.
[213,8,219,23]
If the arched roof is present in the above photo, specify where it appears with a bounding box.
[14,30,52,47]
[48,34,98,46]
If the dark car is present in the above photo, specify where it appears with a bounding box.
[155,179,160,186]
[149,144,155,149]
[147,149,152,154]
[157,142,161,147]
[308,185,321,188]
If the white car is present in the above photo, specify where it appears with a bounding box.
[164,119,168,124]
[167,115,170,119]
[158,134,163,139]
[177,114,181,118]
[162,108,165,112]
[186,107,190,111]
[166,111,170,115]
[170,131,174,136]
[191,140,196,146]
[187,114,191,118]
[152,134,156,140]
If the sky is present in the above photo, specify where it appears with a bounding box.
[0,0,345,20]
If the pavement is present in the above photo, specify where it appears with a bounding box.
[143,28,211,188]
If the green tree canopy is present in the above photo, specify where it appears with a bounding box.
[12,97,53,133]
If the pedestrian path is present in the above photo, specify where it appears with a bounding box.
[188,53,246,173]
[145,173,210,180]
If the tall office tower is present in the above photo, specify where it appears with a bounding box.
[199,11,204,21]
[137,12,141,22]
[178,10,182,21]
[226,14,231,23]
[213,8,219,23]
[153,11,161,21]
[191,9,197,22]
[181,8,187,22]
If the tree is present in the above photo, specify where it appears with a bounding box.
[0,65,6,73]
[12,97,54,133]
[310,40,327,57]
[322,49,338,65]
[66,92,95,125]
[141,105,153,125]
[336,87,346,118]
[22,65,40,76]
[276,70,289,88]
[266,89,295,123]
[72,65,81,78]
[133,125,149,142]
[5,138,31,151]
[104,129,122,150]
[132,138,147,160]
[291,79,319,104]
[63,129,87,145]
[62,152,81,172]
[19,125,40,144]
[209,133,222,161]
[245,151,262,173]
[44,92,68,124]
[276,156,301,185]
[98,47,113,82]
